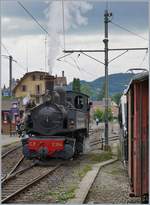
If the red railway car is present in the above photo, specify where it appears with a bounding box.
[126,72,149,203]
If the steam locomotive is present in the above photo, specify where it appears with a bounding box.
[18,76,91,160]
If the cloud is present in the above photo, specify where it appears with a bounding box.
[2,31,148,88]
[2,16,48,37]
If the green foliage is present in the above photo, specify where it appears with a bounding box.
[105,107,113,121]
[89,151,113,162]
[68,73,133,100]
[2,96,13,100]
[111,93,122,105]
[80,83,92,96]
[78,164,92,179]
[93,108,104,122]
[48,187,76,203]
[117,144,122,160]
[72,78,80,92]
[93,108,113,122]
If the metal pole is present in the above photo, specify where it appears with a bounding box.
[103,9,111,150]
[9,55,13,97]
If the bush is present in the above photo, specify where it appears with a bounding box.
[93,108,113,122]
[93,108,104,122]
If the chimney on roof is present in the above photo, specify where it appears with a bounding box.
[62,71,64,77]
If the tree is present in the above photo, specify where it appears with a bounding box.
[93,107,113,122]
[97,81,105,100]
[72,78,80,92]
[106,107,113,121]
[111,93,122,105]
[80,83,92,96]
[93,108,103,122]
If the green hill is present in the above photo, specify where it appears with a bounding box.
[67,73,134,100]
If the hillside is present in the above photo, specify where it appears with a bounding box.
[67,73,134,100]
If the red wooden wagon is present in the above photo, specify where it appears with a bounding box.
[126,72,149,203]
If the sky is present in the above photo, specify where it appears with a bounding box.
[1,0,149,87]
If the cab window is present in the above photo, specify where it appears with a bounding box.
[75,95,84,109]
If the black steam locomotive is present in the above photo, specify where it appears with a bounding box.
[18,76,91,160]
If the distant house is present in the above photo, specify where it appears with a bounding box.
[91,98,111,112]
[13,71,67,104]
[2,85,10,97]
[90,98,118,119]
[111,101,119,118]
[1,99,23,134]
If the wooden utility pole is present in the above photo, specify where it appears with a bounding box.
[9,55,13,97]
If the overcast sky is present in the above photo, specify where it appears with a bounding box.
[1,0,149,87]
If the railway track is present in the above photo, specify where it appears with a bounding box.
[2,155,26,182]
[90,136,119,147]
[2,163,61,203]
[2,146,24,178]
[2,144,22,159]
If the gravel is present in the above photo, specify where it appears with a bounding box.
[8,156,95,203]
[85,161,141,204]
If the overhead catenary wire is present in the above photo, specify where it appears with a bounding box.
[138,50,148,67]
[1,43,11,56]
[17,0,64,66]
[61,0,66,50]
[15,61,27,72]
[58,56,98,78]
[17,1,64,50]
[1,43,27,72]
[110,21,148,42]
[69,55,99,78]
[17,1,49,35]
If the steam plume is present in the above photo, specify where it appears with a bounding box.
[48,0,93,75]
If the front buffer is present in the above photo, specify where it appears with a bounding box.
[22,136,74,160]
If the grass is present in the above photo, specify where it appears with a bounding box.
[89,151,113,163]
[109,168,124,175]
[48,165,93,203]
[78,164,92,179]
[48,186,76,203]
[117,144,122,160]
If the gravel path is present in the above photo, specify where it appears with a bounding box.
[85,161,141,204]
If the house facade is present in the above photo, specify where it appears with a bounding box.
[13,71,67,104]
[1,99,23,134]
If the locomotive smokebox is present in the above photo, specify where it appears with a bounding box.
[44,75,55,93]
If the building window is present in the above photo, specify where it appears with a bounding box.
[40,75,43,80]
[32,75,36,81]
[36,85,40,94]
[3,112,9,124]
[21,85,27,92]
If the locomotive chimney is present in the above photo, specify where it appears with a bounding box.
[62,70,64,77]
[44,75,55,93]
